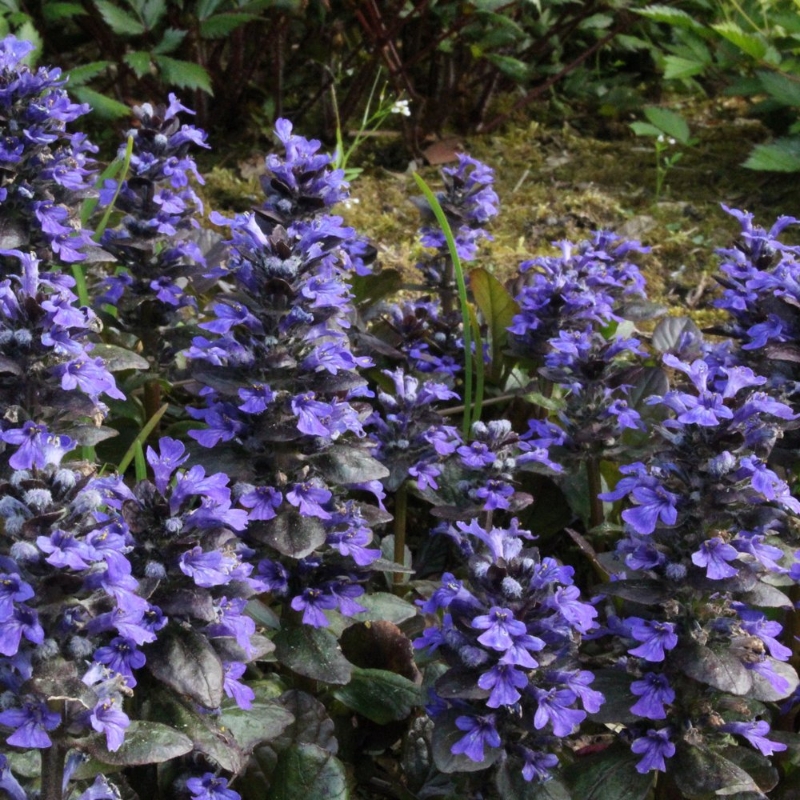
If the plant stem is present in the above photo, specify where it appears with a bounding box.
[41,742,66,800]
[393,482,408,590]
[587,457,604,531]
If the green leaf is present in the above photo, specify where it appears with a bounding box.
[643,106,691,144]
[271,690,338,753]
[663,55,706,80]
[250,508,327,559]
[350,268,402,307]
[72,87,132,119]
[629,121,664,139]
[94,0,145,35]
[196,0,225,19]
[123,50,151,77]
[564,743,653,800]
[145,624,224,708]
[749,656,799,701]
[154,55,214,94]
[345,592,418,626]
[200,12,259,38]
[143,688,243,773]
[274,625,353,684]
[470,266,519,381]
[672,642,752,695]
[486,53,530,82]
[743,137,800,172]
[270,743,349,800]
[66,61,110,86]
[635,4,706,31]
[757,70,800,107]
[153,27,187,55]
[587,670,638,724]
[16,20,41,60]
[673,742,760,799]
[140,0,165,29]
[309,445,389,484]
[220,683,295,754]
[42,2,88,20]
[87,721,192,766]
[652,316,702,353]
[712,21,768,60]
[90,343,150,372]
[332,667,421,724]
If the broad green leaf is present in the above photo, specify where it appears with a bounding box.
[196,0,225,19]
[220,683,295,754]
[672,642,752,695]
[564,744,653,800]
[72,87,132,119]
[66,61,110,86]
[643,106,691,144]
[143,688,243,773]
[635,4,706,32]
[94,0,145,35]
[663,55,706,80]
[200,12,260,38]
[744,137,800,172]
[749,656,799,701]
[271,690,338,753]
[309,445,389,484]
[16,20,41,58]
[153,27,187,55]
[629,121,664,139]
[651,316,701,353]
[757,70,800,107]
[123,51,151,78]
[270,743,349,800]
[470,266,519,381]
[712,21,767,60]
[274,625,353,684]
[673,742,760,798]
[332,667,421,724]
[87,721,192,766]
[346,592,418,625]
[145,624,224,708]
[350,267,402,307]
[154,55,214,94]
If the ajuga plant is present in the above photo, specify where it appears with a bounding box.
[185,118,392,637]
[0,36,95,265]
[413,516,601,794]
[713,205,800,396]
[589,342,800,797]
[507,232,654,528]
[0,248,124,462]
[95,94,210,364]
[389,155,499,379]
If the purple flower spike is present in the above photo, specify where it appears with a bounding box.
[622,484,679,535]
[89,698,130,752]
[477,663,528,708]
[286,481,332,519]
[451,714,501,762]
[290,587,337,627]
[631,728,675,773]
[532,687,586,737]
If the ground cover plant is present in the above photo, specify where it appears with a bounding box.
[3,33,800,800]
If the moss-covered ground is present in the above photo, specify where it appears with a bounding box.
[202,96,800,326]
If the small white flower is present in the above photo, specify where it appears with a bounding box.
[390,99,411,117]
[343,197,360,210]
[668,137,677,146]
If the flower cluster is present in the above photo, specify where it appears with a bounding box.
[415,518,601,783]
[186,120,386,628]
[0,248,122,452]
[96,95,209,353]
[0,35,96,264]
[597,345,800,773]
[508,231,647,363]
